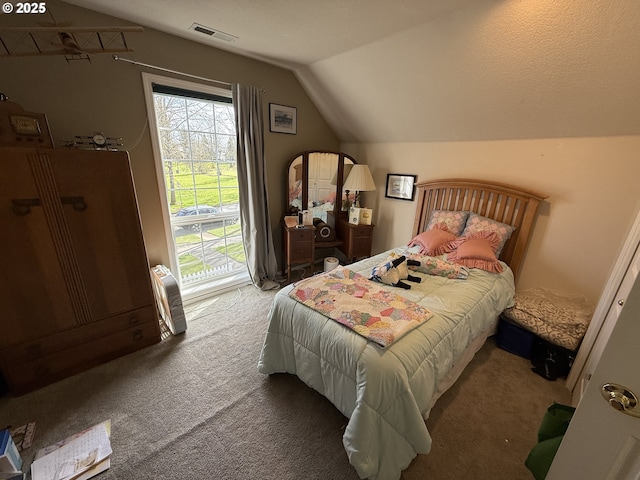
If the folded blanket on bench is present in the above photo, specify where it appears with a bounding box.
[503,288,593,351]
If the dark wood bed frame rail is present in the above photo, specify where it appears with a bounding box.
[412,178,548,284]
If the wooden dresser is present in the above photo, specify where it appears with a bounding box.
[283,222,315,282]
[282,213,376,282]
[334,214,375,263]
[0,147,160,395]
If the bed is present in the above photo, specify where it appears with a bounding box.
[258,178,547,480]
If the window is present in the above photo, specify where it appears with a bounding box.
[143,74,248,300]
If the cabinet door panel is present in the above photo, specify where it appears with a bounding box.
[0,149,77,344]
[50,150,153,320]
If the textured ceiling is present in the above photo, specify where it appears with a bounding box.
[63,0,480,66]
[61,0,640,143]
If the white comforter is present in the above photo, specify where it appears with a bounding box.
[257,247,515,480]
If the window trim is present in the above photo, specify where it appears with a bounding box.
[141,72,233,280]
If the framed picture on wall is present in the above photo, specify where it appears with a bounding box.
[385,174,417,201]
[269,103,297,134]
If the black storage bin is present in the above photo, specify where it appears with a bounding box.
[530,338,576,381]
[496,314,537,359]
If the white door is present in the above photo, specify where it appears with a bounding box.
[547,273,640,479]
[308,152,338,208]
[567,207,640,403]
[570,242,640,402]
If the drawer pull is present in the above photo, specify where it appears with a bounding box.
[128,314,140,326]
[11,198,42,216]
[61,196,87,211]
[132,329,144,341]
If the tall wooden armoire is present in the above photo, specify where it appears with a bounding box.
[0,101,160,395]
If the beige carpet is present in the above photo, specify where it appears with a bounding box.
[0,283,571,480]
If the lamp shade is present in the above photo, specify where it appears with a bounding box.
[343,164,376,192]
[331,162,353,186]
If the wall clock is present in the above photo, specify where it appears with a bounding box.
[92,133,107,148]
[72,132,122,150]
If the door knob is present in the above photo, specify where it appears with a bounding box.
[602,383,640,418]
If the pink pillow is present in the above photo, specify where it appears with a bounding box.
[447,231,504,273]
[408,224,456,256]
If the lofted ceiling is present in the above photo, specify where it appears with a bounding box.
[62,0,640,143]
[62,0,480,67]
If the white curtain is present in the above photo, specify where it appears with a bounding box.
[232,83,279,290]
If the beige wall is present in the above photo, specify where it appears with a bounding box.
[305,0,640,144]
[344,137,640,302]
[1,0,339,268]
[4,1,638,303]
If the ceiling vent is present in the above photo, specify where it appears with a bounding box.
[189,23,237,42]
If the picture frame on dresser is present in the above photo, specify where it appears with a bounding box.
[385,173,417,201]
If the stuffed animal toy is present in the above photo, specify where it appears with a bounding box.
[370,254,422,289]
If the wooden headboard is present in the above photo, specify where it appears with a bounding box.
[412,179,548,284]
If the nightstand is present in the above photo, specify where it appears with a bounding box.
[283,223,315,282]
[335,214,375,263]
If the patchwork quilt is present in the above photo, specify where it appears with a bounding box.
[289,266,433,347]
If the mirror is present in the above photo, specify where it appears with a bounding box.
[287,151,356,221]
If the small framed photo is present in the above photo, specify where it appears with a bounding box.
[269,103,297,134]
[385,174,417,201]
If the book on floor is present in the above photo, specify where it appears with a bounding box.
[31,420,111,480]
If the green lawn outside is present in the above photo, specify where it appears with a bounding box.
[217,242,246,263]
[176,225,245,274]
[167,165,245,278]
[166,169,240,213]
[209,224,241,237]
[178,253,210,275]
[174,225,241,245]
[175,233,201,244]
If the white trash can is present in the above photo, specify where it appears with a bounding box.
[324,257,339,272]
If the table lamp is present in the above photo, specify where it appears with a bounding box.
[343,164,376,208]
